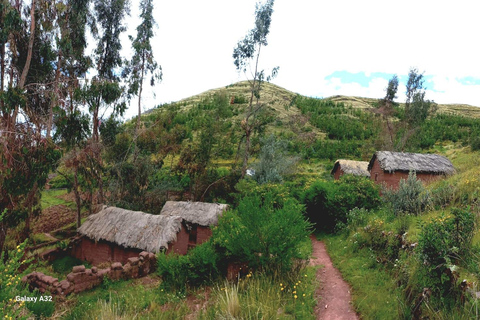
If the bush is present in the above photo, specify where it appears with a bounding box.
[26,291,55,318]
[253,134,298,184]
[417,208,475,295]
[302,175,381,232]
[382,172,432,215]
[52,256,89,275]
[0,210,33,318]
[212,191,311,273]
[157,241,219,291]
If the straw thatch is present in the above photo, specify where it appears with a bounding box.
[331,160,370,177]
[160,201,228,226]
[78,207,183,253]
[368,151,455,174]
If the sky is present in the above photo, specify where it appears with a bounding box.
[119,0,480,120]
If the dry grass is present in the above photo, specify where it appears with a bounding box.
[329,95,480,118]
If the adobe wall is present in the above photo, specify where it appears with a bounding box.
[22,251,156,296]
[70,237,142,266]
[167,223,189,255]
[71,223,214,263]
[370,158,444,190]
[196,226,212,245]
[333,168,343,180]
[166,224,212,255]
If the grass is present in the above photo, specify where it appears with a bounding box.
[321,233,408,319]
[200,266,318,319]
[40,189,70,209]
[58,265,319,319]
[61,276,192,320]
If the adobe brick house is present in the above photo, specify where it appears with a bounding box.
[71,202,228,265]
[368,151,455,189]
[331,159,370,180]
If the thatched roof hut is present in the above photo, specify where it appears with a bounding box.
[367,151,455,174]
[78,207,183,253]
[159,201,228,226]
[331,160,370,179]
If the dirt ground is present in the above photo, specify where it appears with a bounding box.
[309,235,359,320]
[33,192,90,234]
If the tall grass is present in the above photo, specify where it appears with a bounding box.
[201,267,318,320]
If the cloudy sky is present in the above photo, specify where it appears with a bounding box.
[120,0,479,119]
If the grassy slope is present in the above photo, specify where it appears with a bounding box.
[147,81,480,119]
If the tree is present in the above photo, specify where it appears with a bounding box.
[233,0,278,178]
[0,0,63,254]
[254,134,297,184]
[385,74,399,104]
[75,0,129,206]
[377,74,399,150]
[398,68,437,150]
[124,0,162,137]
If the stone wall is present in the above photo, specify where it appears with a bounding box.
[22,251,156,296]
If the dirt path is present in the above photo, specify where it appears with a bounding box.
[309,235,359,320]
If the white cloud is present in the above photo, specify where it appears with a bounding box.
[119,0,480,119]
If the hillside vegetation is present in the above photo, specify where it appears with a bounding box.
[5,78,480,319]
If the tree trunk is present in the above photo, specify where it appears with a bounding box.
[73,166,82,228]
[241,45,262,178]
[47,51,62,139]
[0,43,5,111]
[11,0,35,130]
[92,107,99,142]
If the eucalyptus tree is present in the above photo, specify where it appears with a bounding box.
[0,0,62,253]
[75,0,129,205]
[377,74,399,150]
[124,0,162,136]
[233,0,278,177]
[397,68,437,150]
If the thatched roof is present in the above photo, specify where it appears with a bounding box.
[331,160,370,177]
[368,151,455,174]
[159,201,228,226]
[78,207,183,253]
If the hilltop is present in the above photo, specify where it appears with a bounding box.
[146,81,480,119]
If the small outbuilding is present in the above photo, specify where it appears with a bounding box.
[368,151,455,189]
[71,202,228,265]
[331,159,370,180]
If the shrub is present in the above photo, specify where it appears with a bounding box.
[26,291,55,318]
[383,171,432,215]
[157,241,219,291]
[0,210,32,318]
[417,208,475,295]
[212,192,311,273]
[52,256,88,275]
[253,134,298,184]
[302,175,381,232]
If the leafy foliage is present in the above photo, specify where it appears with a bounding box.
[302,175,381,232]
[417,208,475,295]
[157,241,219,291]
[212,189,311,272]
[382,172,432,215]
[0,210,31,318]
[253,134,297,184]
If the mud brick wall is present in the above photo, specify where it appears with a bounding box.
[167,224,189,255]
[70,237,142,266]
[196,226,212,245]
[166,224,212,255]
[22,251,156,296]
[370,158,443,190]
